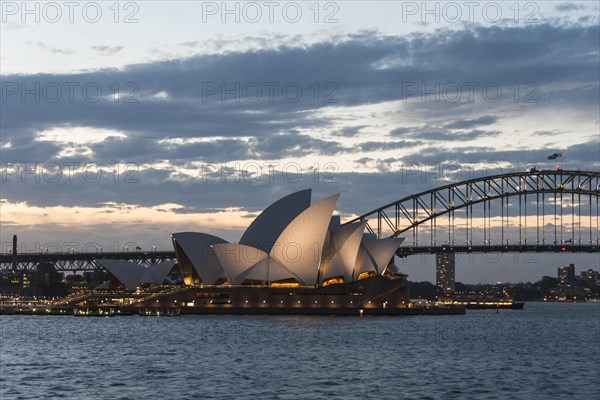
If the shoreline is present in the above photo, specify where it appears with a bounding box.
[0,305,466,317]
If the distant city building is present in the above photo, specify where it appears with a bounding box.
[0,263,66,297]
[558,264,575,286]
[436,253,455,292]
[579,269,600,285]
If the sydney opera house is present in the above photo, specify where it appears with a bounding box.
[148,189,411,314]
[89,190,433,315]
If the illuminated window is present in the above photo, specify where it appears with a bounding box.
[357,272,375,281]
[322,277,344,287]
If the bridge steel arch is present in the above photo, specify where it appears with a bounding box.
[3,170,599,271]
[345,170,600,254]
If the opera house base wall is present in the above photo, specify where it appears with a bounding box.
[131,276,465,316]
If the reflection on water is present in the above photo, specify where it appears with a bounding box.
[1,303,599,399]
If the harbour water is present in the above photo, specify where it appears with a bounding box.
[1,302,598,399]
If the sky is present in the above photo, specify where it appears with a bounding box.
[1,1,599,283]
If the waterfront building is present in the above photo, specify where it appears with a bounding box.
[579,269,600,285]
[62,190,417,315]
[0,263,66,297]
[162,190,411,313]
[171,190,405,288]
[558,264,575,286]
[436,252,455,292]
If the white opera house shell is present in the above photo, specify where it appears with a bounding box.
[171,189,405,287]
[95,259,177,291]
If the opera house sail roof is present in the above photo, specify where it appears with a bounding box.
[171,232,228,285]
[97,259,176,291]
[171,190,405,288]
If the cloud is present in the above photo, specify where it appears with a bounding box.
[91,46,124,55]
[331,125,368,137]
[5,23,598,147]
[444,115,498,130]
[2,138,596,212]
[3,22,32,32]
[1,22,598,219]
[26,41,73,55]
[390,125,501,142]
[399,139,599,168]
[357,140,421,152]
[533,129,566,136]
[555,3,585,12]
[250,132,346,157]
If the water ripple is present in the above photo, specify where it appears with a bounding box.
[1,303,599,399]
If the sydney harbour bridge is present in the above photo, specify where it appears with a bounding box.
[1,169,598,272]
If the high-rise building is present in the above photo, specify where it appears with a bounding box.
[580,269,600,285]
[558,264,575,286]
[436,252,455,292]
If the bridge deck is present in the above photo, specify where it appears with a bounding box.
[1,245,598,271]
